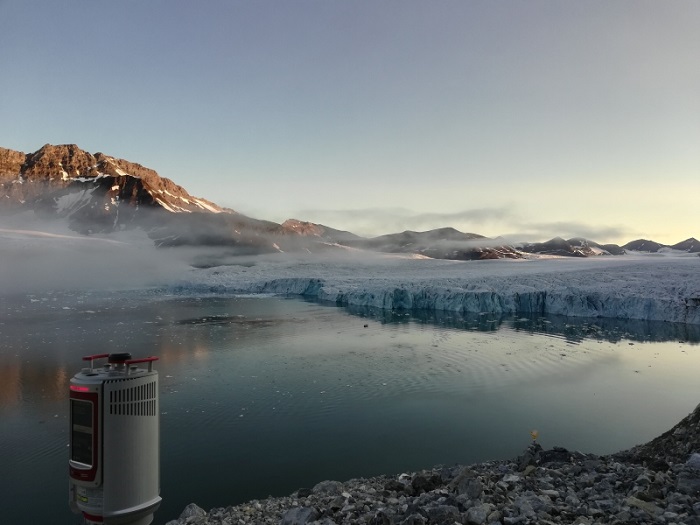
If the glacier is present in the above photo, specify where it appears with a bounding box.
[1,224,699,325]
[171,252,700,325]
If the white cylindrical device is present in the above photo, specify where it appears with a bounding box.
[69,353,161,525]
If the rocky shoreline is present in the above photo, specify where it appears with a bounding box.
[166,404,700,525]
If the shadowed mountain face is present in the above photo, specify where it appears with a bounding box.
[279,219,362,244]
[519,237,625,257]
[622,239,667,253]
[342,228,525,260]
[671,238,700,253]
[622,238,700,254]
[1,144,695,262]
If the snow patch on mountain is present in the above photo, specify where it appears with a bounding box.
[55,187,98,215]
[194,199,223,213]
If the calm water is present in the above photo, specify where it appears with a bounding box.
[1,291,699,525]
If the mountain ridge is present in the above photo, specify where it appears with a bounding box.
[2,144,698,260]
[1,144,226,216]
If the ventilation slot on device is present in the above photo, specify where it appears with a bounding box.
[109,381,157,416]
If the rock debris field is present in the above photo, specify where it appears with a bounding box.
[166,402,700,525]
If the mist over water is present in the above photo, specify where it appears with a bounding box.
[0,214,402,294]
[0,218,193,293]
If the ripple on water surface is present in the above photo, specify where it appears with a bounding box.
[163,307,620,436]
[2,294,699,525]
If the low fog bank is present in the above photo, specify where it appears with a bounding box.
[0,218,194,294]
[3,220,700,327]
[186,243,431,269]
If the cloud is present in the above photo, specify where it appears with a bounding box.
[502,221,636,244]
[294,206,517,238]
[294,208,637,245]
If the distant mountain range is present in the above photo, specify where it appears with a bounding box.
[2,144,698,262]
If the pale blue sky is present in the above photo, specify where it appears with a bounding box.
[1,1,698,244]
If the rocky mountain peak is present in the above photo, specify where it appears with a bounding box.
[0,147,28,179]
[622,239,666,253]
[281,219,325,237]
[671,238,700,253]
[22,143,96,180]
[279,218,362,244]
[0,143,227,216]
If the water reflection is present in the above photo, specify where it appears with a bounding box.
[1,291,700,525]
[338,302,700,344]
[0,294,312,409]
[2,292,698,413]
[0,358,72,409]
[0,359,22,408]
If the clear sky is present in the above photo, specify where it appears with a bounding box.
[1,1,698,244]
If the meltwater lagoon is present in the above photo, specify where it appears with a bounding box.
[1,291,699,524]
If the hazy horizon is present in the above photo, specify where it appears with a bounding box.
[1,208,697,254]
[1,2,698,245]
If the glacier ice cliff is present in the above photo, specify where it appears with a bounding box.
[170,254,700,325]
